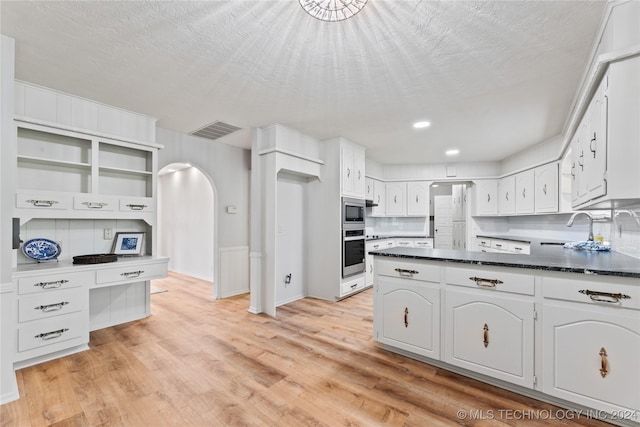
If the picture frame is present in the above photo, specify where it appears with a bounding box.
[111,232,146,256]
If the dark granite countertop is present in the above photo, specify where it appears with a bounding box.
[369,246,640,279]
[476,234,534,244]
[366,235,432,241]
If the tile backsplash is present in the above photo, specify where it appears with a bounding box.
[610,208,640,259]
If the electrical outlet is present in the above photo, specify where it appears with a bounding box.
[104,228,113,240]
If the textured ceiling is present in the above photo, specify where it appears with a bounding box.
[0,1,606,165]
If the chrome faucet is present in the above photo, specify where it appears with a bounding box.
[566,212,594,241]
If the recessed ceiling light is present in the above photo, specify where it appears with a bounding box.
[432,184,439,188]
[446,149,460,156]
[413,121,431,129]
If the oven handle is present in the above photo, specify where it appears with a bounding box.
[344,236,365,242]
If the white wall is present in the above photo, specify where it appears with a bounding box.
[158,166,214,282]
[156,128,250,249]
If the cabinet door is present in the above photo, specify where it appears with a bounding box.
[341,146,354,196]
[407,182,430,216]
[474,180,498,215]
[584,76,608,201]
[371,180,386,217]
[386,183,406,216]
[444,290,534,387]
[365,178,375,201]
[353,148,366,197]
[543,303,640,414]
[376,277,440,358]
[534,163,558,213]
[498,175,516,215]
[515,170,534,214]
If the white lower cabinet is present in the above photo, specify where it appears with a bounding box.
[444,289,535,388]
[542,274,640,415]
[373,256,640,422]
[377,277,440,358]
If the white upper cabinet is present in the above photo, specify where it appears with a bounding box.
[572,56,640,209]
[341,143,365,198]
[474,180,498,216]
[385,182,406,216]
[451,184,466,221]
[365,177,375,201]
[371,179,386,217]
[515,169,535,214]
[498,175,515,215]
[407,181,430,217]
[534,162,559,213]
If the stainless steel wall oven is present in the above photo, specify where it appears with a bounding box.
[342,198,365,278]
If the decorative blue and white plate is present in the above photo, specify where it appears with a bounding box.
[22,238,61,261]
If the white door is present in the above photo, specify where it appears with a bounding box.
[434,195,452,249]
[276,173,306,306]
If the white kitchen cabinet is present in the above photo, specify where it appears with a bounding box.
[543,274,640,415]
[365,239,391,286]
[444,288,535,388]
[407,181,430,217]
[365,177,375,201]
[393,238,414,248]
[385,182,406,216]
[374,258,441,359]
[572,56,640,209]
[341,144,365,198]
[474,180,498,216]
[515,169,535,214]
[498,175,516,215]
[451,184,466,221]
[534,163,559,213]
[370,179,386,217]
[452,222,466,250]
[414,238,433,248]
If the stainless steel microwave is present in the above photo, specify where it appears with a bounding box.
[342,197,365,228]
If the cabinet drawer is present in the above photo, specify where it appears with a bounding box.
[341,276,365,296]
[508,242,530,255]
[446,266,534,295]
[16,192,72,210]
[543,275,640,310]
[376,258,440,283]
[17,271,92,295]
[366,241,386,251]
[18,312,86,352]
[394,239,414,248]
[477,238,492,248]
[490,240,508,251]
[119,197,153,213]
[73,195,117,211]
[414,239,433,248]
[95,262,167,285]
[18,288,86,323]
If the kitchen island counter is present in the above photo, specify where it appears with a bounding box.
[369,246,640,279]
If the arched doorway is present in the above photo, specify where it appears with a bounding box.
[158,163,216,292]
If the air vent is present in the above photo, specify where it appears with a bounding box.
[190,121,241,141]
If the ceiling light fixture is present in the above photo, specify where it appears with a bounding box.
[446,149,460,156]
[299,0,368,22]
[413,121,431,129]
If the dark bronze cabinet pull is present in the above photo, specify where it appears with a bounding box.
[483,323,489,348]
[590,133,597,158]
[395,268,418,277]
[579,289,630,304]
[126,204,147,210]
[599,347,608,378]
[81,201,108,209]
[404,307,409,328]
[121,270,144,278]
[469,276,503,288]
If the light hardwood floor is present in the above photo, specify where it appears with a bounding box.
[1,272,610,426]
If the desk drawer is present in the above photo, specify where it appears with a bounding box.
[18,313,85,352]
[17,271,92,295]
[96,262,167,285]
[18,288,86,323]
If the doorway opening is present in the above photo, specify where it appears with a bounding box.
[158,163,216,293]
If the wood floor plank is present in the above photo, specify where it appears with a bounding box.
[1,271,613,426]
